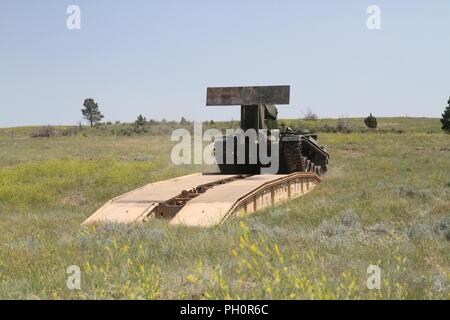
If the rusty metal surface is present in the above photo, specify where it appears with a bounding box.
[206,85,290,106]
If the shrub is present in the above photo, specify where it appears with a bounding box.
[303,108,318,121]
[61,127,79,137]
[436,216,450,241]
[180,117,188,125]
[364,113,378,129]
[133,126,149,134]
[340,209,360,228]
[117,127,134,136]
[441,97,450,133]
[336,118,352,133]
[317,124,337,133]
[31,126,58,138]
[135,115,147,126]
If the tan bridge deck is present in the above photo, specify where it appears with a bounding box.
[82,172,321,227]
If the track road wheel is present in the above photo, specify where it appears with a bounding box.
[315,165,321,175]
[299,156,306,172]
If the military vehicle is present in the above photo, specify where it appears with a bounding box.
[83,86,329,227]
[207,85,329,175]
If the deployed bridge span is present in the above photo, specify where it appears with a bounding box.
[82,172,321,227]
[82,86,328,228]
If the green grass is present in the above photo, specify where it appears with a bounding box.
[0,118,449,299]
[280,116,443,133]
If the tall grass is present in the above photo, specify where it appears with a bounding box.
[0,118,448,299]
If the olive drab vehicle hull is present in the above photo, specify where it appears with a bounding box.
[208,86,329,176]
[83,86,329,227]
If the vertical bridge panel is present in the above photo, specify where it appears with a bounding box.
[206,86,290,106]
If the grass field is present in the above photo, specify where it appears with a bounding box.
[0,117,449,299]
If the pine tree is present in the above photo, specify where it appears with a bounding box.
[81,98,104,127]
[364,113,377,129]
[441,97,450,134]
[135,114,147,126]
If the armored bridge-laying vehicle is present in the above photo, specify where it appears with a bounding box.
[207,85,329,175]
[83,86,329,227]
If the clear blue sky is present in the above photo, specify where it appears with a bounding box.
[1,0,449,127]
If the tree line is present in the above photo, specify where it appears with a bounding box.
[80,98,190,128]
[80,97,450,133]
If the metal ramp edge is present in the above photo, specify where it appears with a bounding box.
[169,173,321,227]
[82,172,321,227]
